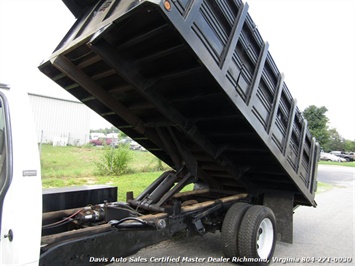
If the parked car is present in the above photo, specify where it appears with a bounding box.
[117,138,132,147]
[320,152,346,162]
[130,140,147,151]
[329,151,354,162]
[117,138,147,151]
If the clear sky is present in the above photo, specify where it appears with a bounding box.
[0,0,354,139]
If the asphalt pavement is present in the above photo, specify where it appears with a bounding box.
[111,164,354,266]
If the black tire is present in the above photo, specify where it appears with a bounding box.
[221,202,251,258]
[238,205,276,265]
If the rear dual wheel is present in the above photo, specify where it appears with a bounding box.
[222,203,276,265]
[222,203,251,258]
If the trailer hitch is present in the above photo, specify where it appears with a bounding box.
[191,200,223,234]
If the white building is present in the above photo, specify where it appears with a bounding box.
[28,93,90,146]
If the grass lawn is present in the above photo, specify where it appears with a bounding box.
[40,145,338,201]
[40,145,99,178]
[40,145,174,201]
[42,171,165,201]
[40,144,169,178]
[318,160,355,167]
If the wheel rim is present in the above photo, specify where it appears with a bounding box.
[256,218,274,259]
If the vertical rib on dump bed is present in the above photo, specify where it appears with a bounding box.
[39,0,319,206]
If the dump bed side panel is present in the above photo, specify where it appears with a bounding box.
[39,0,319,206]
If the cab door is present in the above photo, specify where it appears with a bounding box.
[0,86,42,265]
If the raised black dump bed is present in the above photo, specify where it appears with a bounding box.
[40,0,319,207]
[38,1,322,264]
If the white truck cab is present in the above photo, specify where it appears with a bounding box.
[0,84,42,265]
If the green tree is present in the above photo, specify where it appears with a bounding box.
[302,105,330,149]
[327,128,345,152]
[344,139,355,152]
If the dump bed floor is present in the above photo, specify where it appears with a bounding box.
[39,0,319,206]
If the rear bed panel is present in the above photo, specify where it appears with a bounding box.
[39,0,319,206]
